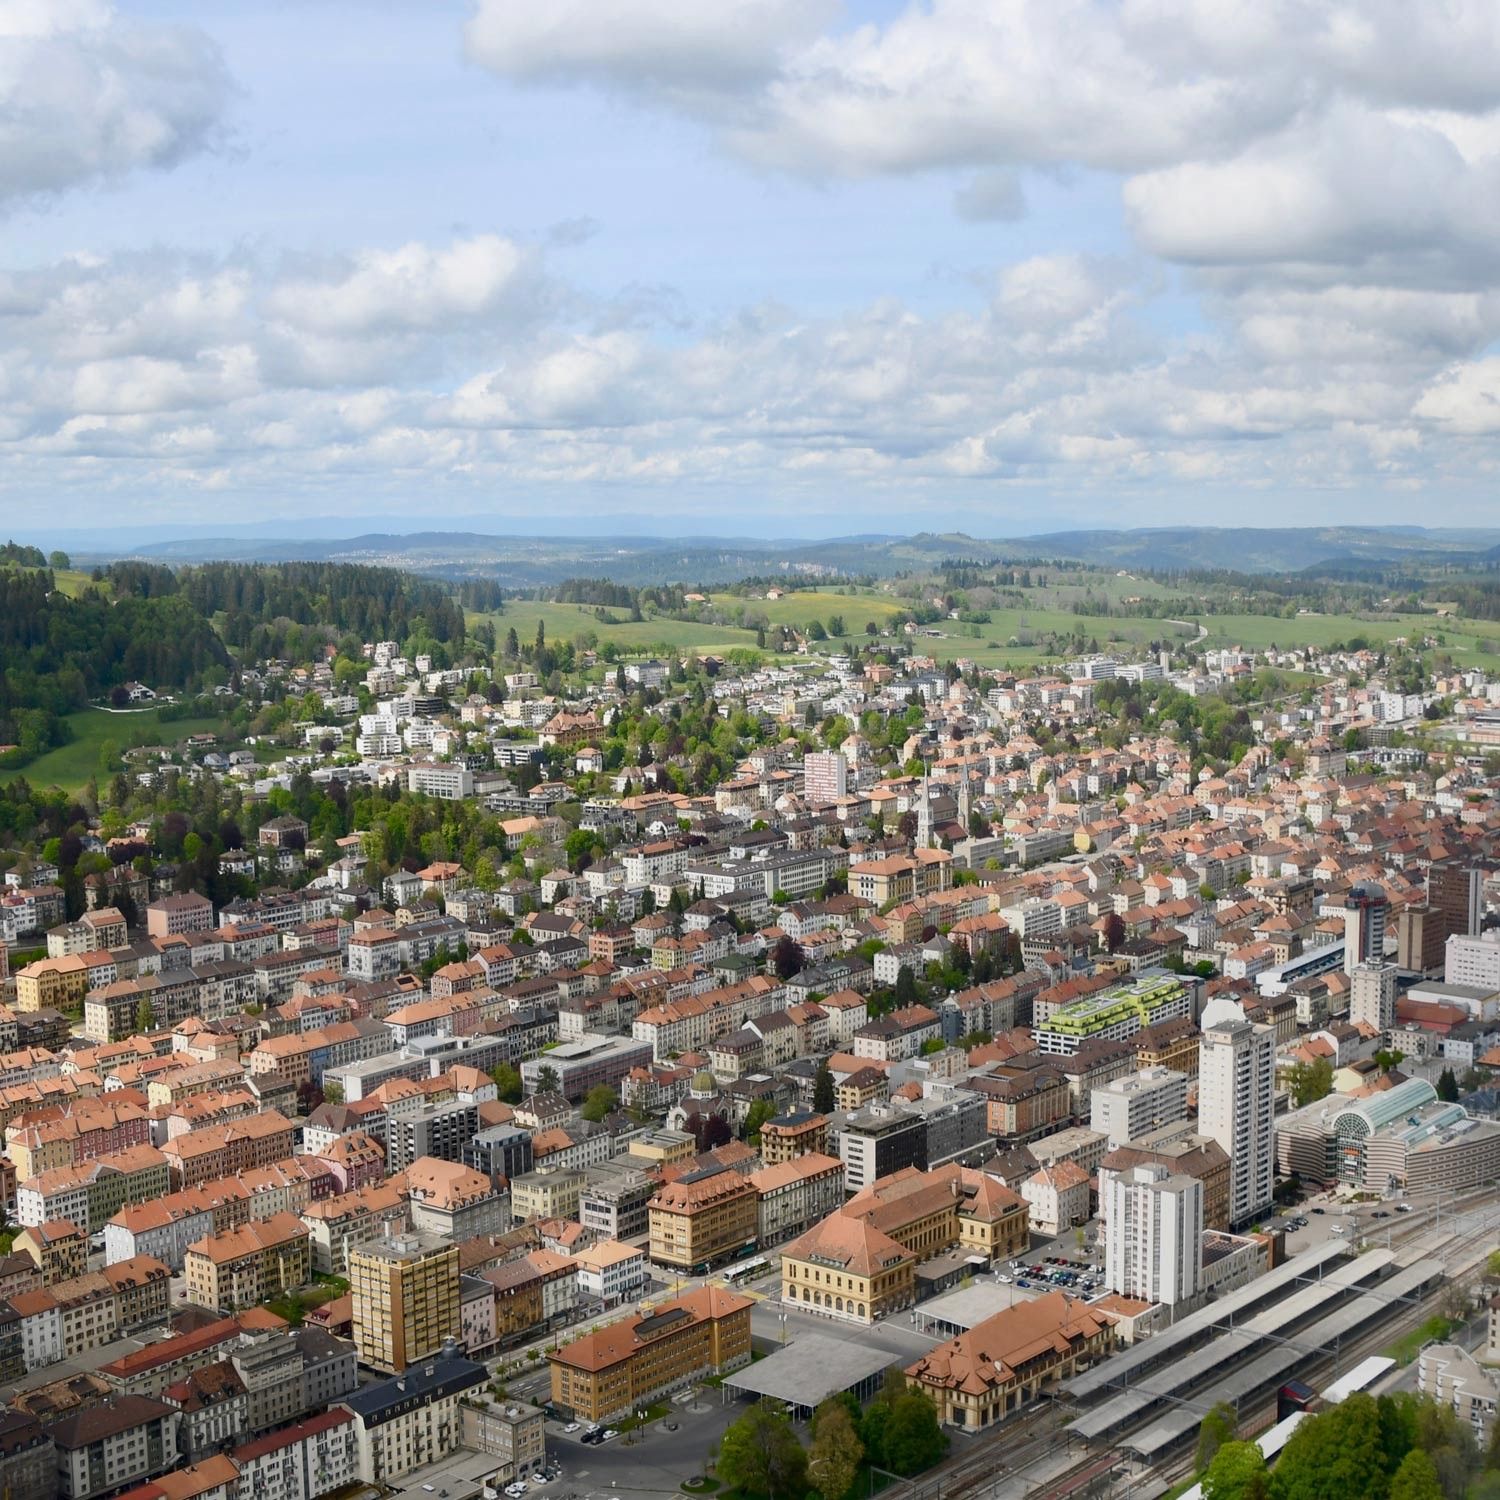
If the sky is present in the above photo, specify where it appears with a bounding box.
[7,0,1500,541]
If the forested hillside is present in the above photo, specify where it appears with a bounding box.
[0,568,228,759]
[0,552,472,767]
[175,561,467,654]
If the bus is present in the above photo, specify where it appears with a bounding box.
[722,1256,770,1287]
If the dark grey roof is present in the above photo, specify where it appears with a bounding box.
[47,1394,172,1448]
[339,1351,487,1426]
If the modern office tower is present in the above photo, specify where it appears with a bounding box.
[1197,998,1275,1228]
[1343,883,1389,974]
[1350,961,1397,1034]
[350,1230,460,1373]
[1104,1163,1203,1308]
[1397,906,1445,975]
[1430,862,1484,943]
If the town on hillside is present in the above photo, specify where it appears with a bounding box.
[1,554,1499,1500]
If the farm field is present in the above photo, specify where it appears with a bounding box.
[49,569,98,600]
[469,599,767,657]
[705,589,908,630]
[480,588,1196,665]
[912,609,1197,669]
[0,709,233,795]
[1195,611,1500,665]
[481,586,1500,673]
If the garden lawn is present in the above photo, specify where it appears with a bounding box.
[0,708,233,795]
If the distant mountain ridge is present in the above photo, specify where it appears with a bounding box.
[75,524,1500,586]
[1008,525,1500,572]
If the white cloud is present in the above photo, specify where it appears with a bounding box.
[465,0,837,104]
[4,222,1500,525]
[0,0,229,208]
[462,0,1500,303]
[265,236,530,337]
[1413,359,1500,434]
[1124,103,1500,287]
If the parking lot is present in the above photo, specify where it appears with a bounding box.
[1004,1253,1102,1294]
[539,1392,741,1500]
[1270,1192,1420,1254]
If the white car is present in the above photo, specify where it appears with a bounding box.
[997,1273,1012,1283]
[602,1428,619,1441]
[564,1422,580,1433]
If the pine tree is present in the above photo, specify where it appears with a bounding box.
[813,1061,835,1115]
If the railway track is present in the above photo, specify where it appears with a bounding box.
[884,1205,1500,1500]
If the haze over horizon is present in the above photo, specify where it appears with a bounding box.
[9,2,1500,534]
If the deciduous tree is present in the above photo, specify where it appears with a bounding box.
[1388,1448,1443,1500]
[881,1390,946,1475]
[1272,1393,1393,1500]
[717,1399,807,1500]
[1288,1057,1334,1108]
[581,1085,617,1122]
[809,1398,863,1500]
[1201,1440,1268,1500]
[1195,1402,1237,1474]
[772,935,805,980]
[490,1063,523,1103]
[743,1098,776,1145]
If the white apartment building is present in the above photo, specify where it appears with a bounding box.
[17,1174,89,1230]
[407,764,475,801]
[1419,1344,1500,1446]
[1198,998,1275,1228]
[997,899,1062,941]
[1349,961,1397,1033]
[104,1199,216,1272]
[1446,932,1500,992]
[1090,1067,1189,1149]
[1104,1163,1202,1308]
[572,1239,647,1308]
[232,1408,361,1500]
[340,1349,488,1484]
[18,1301,63,1371]
[802,751,849,806]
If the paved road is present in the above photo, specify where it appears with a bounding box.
[545,1397,735,1500]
